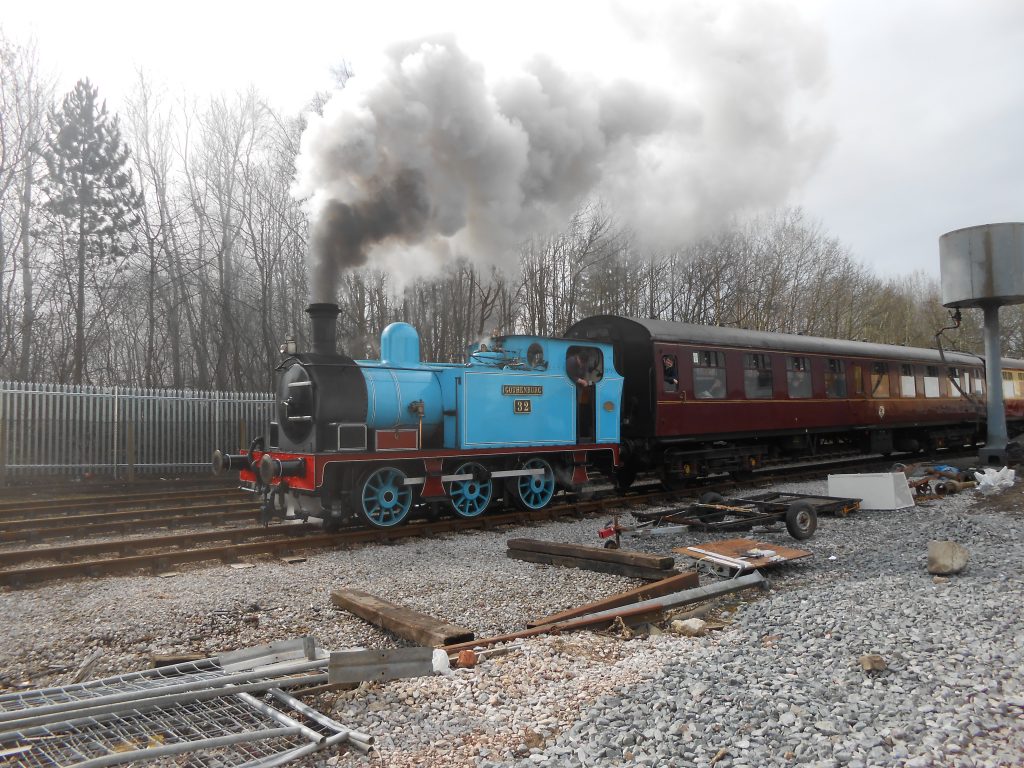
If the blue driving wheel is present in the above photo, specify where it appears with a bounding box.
[447,462,493,518]
[513,458,556,510]
[358,466,413,528]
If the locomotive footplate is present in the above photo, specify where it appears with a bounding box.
[599,492,861,544]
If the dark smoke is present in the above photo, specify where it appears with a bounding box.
[309,170,432,296]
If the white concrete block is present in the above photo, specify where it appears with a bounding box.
[827,472,915,510]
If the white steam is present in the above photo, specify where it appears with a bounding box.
[293,5,831,301]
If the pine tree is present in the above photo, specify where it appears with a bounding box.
[41,79,142,384]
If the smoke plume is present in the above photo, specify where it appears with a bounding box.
[294,5,830,301]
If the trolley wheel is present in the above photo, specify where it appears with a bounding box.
[698,491,727,523]
[603,539,620,550]
[446,462,493,518]
[357,466,413,528]
[509,458,556,511]
[785,501,818,540]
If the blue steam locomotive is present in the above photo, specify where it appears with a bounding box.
[214,303,622,529]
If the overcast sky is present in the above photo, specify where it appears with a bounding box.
[4,0,1022,280]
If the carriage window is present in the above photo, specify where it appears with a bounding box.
[973,370,984,396]
[661,354,678,393]
[1003,371,1016,399]
[693,350,727,399]
[566,346,603,385]
[786,356,811,399]
[924,365,941,398]
[899,364,916,398]
[870,362,890,398]
[825,359,847,398]
[852,365,864,395]
[743,353,772,399]
[947,367,962,398]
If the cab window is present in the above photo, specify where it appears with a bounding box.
[566,347,603,385]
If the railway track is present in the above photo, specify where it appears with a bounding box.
[0,499,259,543]
[0,450,980,588]
[0,500,610,588]
[0,487,243,518]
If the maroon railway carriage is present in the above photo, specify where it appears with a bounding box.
[566,315,1024,487]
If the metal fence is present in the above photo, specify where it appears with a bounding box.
[0,381,273,480]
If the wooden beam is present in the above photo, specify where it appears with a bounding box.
[331,588,474,647]
[507,538,675,570]
[507,548,679,581]
[527,570,700,628]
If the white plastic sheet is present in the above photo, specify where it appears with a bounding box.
[973,466,1016,495]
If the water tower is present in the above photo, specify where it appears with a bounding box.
[939,222,1024,464]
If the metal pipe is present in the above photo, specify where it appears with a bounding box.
[235,692,325,744]
[266,687,374,746]
[67,727,303,768]
[569,571,767,624]
[982,302,1008,463]
[240,729,366,768]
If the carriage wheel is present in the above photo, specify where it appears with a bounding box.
[358,466,413,528]
[447,462,493,518]
[510,458,556,510]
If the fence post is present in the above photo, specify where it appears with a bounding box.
[0,406,6,489]
[238,418,247,453]
[126,420,136,484]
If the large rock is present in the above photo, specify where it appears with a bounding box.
[671,618,707,637]
[927,540,969,575]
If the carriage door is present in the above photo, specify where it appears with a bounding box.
[566,346,604,443]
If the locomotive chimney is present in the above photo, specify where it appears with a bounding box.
[306,302,341,355]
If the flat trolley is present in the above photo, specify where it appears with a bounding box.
[599,491,861,546]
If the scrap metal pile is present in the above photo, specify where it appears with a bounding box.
[0,638,371,767]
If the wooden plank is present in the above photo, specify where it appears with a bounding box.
[527,570,700,628]
[506,538,675,570]
[331,588,474,647]
[507,548,679,581]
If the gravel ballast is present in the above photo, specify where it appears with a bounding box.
[2,479,1023,767]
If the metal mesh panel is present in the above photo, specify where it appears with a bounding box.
[0,639,370,767]
[0,382,273,478]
